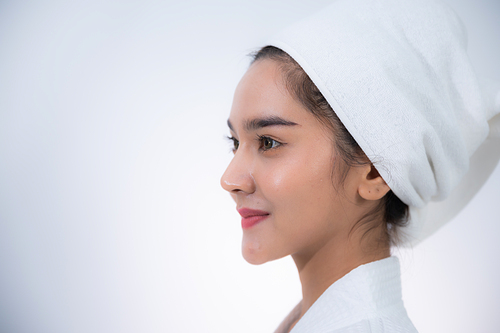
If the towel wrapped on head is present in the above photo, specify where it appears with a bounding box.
[267,0,500,245]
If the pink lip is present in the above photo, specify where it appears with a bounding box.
[237,208,270,229]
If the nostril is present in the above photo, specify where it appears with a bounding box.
[226,182,243,193]
[220,157,255,194]
[220,175,240,192]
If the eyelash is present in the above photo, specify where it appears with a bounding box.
[225,135,283,152]
[256,135,282,151]
[226,136,239,152]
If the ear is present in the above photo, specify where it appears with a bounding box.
[357,164,390,201]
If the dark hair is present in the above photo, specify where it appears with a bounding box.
[251,46,408,245]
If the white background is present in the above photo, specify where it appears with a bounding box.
[0,0,499,332]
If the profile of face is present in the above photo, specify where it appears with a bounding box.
[221,59,387,265]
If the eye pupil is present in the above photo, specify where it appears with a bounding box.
[234,140,239,150]
[264,138,272,149]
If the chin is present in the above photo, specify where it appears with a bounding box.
[241,237,274,265]
[243,256,268,265]
[242,246,268,265]
[242,238,286,265]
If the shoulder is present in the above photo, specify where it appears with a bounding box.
[295,304,419,333]
[328,313,418,333]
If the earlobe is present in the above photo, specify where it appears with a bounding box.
[358,165,390,201]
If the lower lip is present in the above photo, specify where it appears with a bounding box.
[241,215,269,229]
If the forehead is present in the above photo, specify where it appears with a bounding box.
[229,59,314,130]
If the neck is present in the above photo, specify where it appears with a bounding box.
[292,233,390,318]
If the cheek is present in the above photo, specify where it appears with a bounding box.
[260,150,337,213]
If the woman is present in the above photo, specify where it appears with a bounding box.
[221,0,500,332]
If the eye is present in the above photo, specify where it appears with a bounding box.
[226,136,239,151]
[259,135,282,151]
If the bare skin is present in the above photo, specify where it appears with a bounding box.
[220,59,391,329]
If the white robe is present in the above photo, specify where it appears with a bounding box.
[277,257,417,333]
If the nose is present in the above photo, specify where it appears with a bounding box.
[220,150,256,194]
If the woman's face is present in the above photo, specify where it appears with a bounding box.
[221,59,364,265]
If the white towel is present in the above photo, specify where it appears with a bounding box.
[267,0,500,245]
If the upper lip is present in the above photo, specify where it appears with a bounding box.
[237,208,270,218]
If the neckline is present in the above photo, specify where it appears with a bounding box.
[288,256,402,332]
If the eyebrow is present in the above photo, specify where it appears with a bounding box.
[227,116,298,132]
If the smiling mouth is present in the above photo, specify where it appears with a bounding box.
[237,208,270,229]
